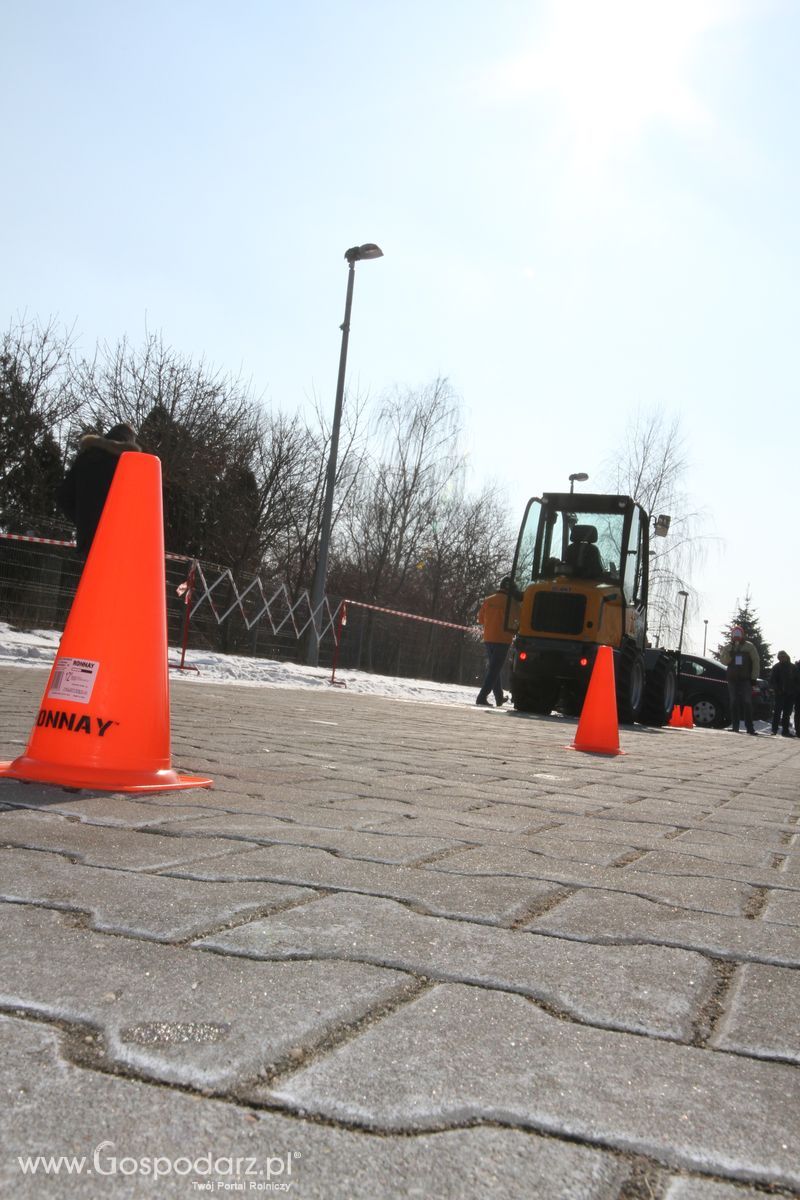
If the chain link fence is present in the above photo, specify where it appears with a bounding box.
[0,534,485,687]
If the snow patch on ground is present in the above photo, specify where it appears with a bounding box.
[0,622,478,708]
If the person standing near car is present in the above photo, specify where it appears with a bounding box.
[769,651,795,737]
[475,576,521,707]
[719,625,761,735]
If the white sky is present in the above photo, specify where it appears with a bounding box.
[2,0,797,658]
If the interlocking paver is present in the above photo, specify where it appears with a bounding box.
[710,963,799,1061]
[663,1179,772,1200]
[424,847,756,915]
[164,842,561,924]
[762,889,800,923]
[0,806,243,870]
[527,888,800,965]
[0,1017,630,1200]
[0,902,414,1090]
[623,849,800,891]
[199,891,714,1038]
[0,847,316,939]
[151,814,467,864]
[377,816,641,862]
[264,983,799,1189]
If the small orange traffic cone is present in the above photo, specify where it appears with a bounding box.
[680,705,694,729]
[668,705,684,728]
[570,645,623,756]
[0,453,212,793]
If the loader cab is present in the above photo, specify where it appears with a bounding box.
[509,493,649,638]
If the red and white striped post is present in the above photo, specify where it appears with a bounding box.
[329,602,348,688]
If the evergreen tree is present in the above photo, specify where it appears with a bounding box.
[715,591,771,672]
[0,351,65,533]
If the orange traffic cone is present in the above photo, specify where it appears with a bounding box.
[668,705,684,728]
[680,705,694,729]
[0,453,212,793]
[570,645,623,756]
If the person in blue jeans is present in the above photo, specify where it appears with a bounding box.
[475,576,520,707]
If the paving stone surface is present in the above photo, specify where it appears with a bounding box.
[0,1017,632,1200]
[662,1180,774,1200]
[0,847,317,939]
[424,847,757,915]
[0,807,243,870]
[0,903,415,1091]
[527,888,800,965]
[198,891,715,1038]
[165,841,563,925]
[709,962,800,1061]
[151,813,469,863]
[1,665,799,1198]
[264,984,799,1189]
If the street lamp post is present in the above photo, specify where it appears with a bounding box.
[676,590,689,686]
[306,243,383,667]
[703,619,708,657]
[569,472,589,494]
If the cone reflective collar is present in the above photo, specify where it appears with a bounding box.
[0,453,212,793]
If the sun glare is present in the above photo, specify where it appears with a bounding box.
[487,0,737,173]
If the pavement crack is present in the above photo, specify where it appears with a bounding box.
[509,887,575,928]
[239,977,432,1095]
[616,1157,668,1200]
[743,887,769,919]
[688,959,737,1047]
[610,849,649,867]
[404,845,478,867]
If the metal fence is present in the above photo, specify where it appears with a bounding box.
[0,534,484,687]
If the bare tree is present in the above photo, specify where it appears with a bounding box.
[73,333,267,561]
[603,406,712,648]
[414,484,515,623]
[336,377,463,603]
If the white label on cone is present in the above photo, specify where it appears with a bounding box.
[48,658,100,704]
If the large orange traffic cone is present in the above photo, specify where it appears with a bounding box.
[0,453,212,793]
[570,645,623,756]
[667,705,684,728]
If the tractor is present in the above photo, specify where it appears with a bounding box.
[506,491,676,724]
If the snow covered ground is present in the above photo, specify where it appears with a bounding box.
[0,622,776,730]
[0,621,479,708]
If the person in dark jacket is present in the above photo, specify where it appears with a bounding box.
[794,659,800,739]
[56,424,142,556]
[769,651,795,737]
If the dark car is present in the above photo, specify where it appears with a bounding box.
[669,653,773,728]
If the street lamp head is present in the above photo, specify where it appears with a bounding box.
[345,243,384,263]
[678,590,689,598]
[569,472,589,484]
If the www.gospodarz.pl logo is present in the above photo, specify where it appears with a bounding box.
[16,1141,300,1189]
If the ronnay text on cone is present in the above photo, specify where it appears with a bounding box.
[0,452,212,793]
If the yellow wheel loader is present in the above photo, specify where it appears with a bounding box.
[507,492,676,724]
